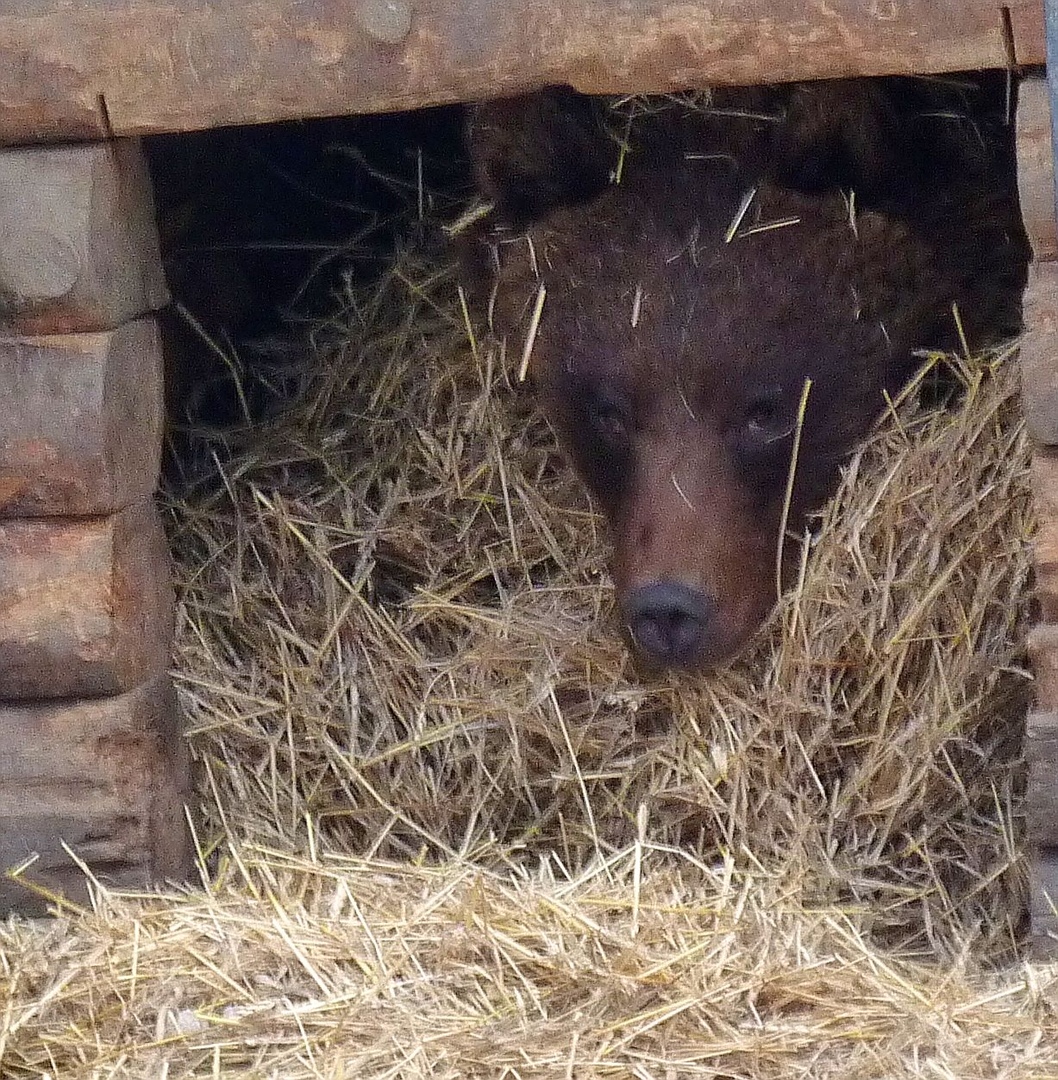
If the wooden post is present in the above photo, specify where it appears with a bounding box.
[1016,76,1058,956]
[0,138,191,914]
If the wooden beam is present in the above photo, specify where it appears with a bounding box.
[1033,451,1058,625]
[1027,708,1058,845]
[1030,844,1058,958]
[0,0,1041,145]
[0,140,168,333]
[0,321,164,517]
[0,676,192,916]
[1016,78,1058,264]
[0,503,174,700]
[1020,265,1058,447]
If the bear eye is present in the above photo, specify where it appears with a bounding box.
[567,386,634,511]
[731,387,797,482]
[587,396,631,444]
[743,388,793,444]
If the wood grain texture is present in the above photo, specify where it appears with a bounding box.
[0,502,174,700]
[0,675,193,916]
[1033,456,1058,946]
[1029,625,1058,716]
[1016,77,1057,263]
[0,319,163,517]
[0,0,1039,145]
[1020,264,1058,447]
[1033,450,1058,624]
[1030,843,1058,958]
[0,139,168,331]
[1027,708,1058,845]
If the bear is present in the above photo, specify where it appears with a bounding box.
[462,76,1029,672]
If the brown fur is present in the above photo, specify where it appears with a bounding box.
[464,78,1029,672]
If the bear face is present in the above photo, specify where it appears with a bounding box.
[465,83,1028,672]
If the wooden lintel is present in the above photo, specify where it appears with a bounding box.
[0,0,1041,145]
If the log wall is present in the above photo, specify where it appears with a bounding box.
[0,138,191,915]
[1016,75,1058,956]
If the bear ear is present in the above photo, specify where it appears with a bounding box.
[850,209,946,334]
[467,86,616,225]
[762,80,904,199]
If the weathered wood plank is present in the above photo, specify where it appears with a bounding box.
[0,1,1040,145]
[1027,709,1058,846]
[0,502,174,700]
[1033,450,1058,623]
[1016,77,1057,263]
[1028,627,1058,713]
[1008,1,1050,66]
[0,676,192,916]
[0,320,163,517]
[1030,844,1058,959]
[0,139,168,332]
[1020,265,1058,446]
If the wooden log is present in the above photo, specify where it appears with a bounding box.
[1020,264,1058,447]
[0,319,163,517]
[1031,846,1058,958]
[0,675,192,916]
[1016,77,1057,264]
[1033,450,1058,623]
[1028,626,1058,713]
[1027,709,1058,846]
[0,502,174,700]
[1030,845,1058,959]
[1008,2,1051,67]
[0,139,168,333]
[0,0,1041,146]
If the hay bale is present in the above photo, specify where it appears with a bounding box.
[170,250,1033,951]
[2,852,1056,1077]
[0,211,1050,1075]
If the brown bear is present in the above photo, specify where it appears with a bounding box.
[463,77,1029,672]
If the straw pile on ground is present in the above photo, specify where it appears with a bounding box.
[2,224,1055,1074]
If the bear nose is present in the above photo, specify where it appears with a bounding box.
[623,582,716,668]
